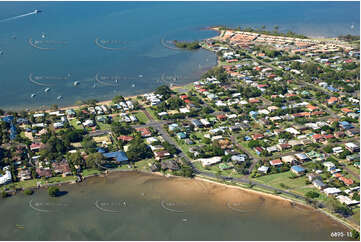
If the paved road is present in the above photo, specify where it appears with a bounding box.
[150,120,309,202]
[230,134,258,176]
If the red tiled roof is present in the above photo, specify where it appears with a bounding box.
[249,98,260,103]
[324,134,334,139]
[339,176,354,186]
[327,97,339,104]
[136,128,152,137]
[180,95,188,100]
[118,136,134,142]
[252,134,264,140]
[270,159,282,166]
[312,134,324,140]
[216,114,226,120]
[341,108,352,113]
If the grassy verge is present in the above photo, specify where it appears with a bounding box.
[81,169,102,177]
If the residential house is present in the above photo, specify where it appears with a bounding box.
[269,159,283,167]
[0,167,12,185]
[324,187,341,196]
[161,160,180,171]
[312,179,327,190]
[176,132,187,139]
[197,156,222,167]
[291,165,306,176]
[345,142,359,153]
[154,150,171,161]
[52,161,72,177]
[339,177,354,186]
[282,155,296,164]
[103,151,129,164]
[258,166,269,174]
[36,168,52,178]
[295,153,311,163]
[136,127,152,137]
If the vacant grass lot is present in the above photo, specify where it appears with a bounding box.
[145,108,158,120]
[69,118,84,130]
[134,111,149,123]
[253,171,308,191]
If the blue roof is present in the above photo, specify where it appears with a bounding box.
[244,136,252,141]
[340,121,354,129]
[10,123,16,140]
[291,165,305,172]
[249,111,258,116]
[340,121,350,125]
[97,147,106,153]
[327,86,338,92]
[103,151,128,162]
[177,132,187,138]
[2,116,14,123]
[16,118,28,124]
[2,116,16,140]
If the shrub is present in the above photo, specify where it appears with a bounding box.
[305,191,320,199]
[24,188,34,195]
[48,187,60,197]
[1,191,8,198]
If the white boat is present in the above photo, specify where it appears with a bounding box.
[44,88,50,92]
[132,84,135,88]
[30,93,36,98]
[138,74,143,78]
[73,81,80,86]
[115,79,118,83]
[41,33,46,39]
[57,96,62,100]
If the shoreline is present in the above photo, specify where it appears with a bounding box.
[6,167,359,231]
[2,26,359,232]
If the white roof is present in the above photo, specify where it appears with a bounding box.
[323,161,335,168]
[0,167,12,185]
[179,108,190,113]
[197,156,222,167]
[324,187,341,195]
[285,127,300,135]
[33,113,45,118]
[336,195,359,206]
[258,166,269,173]
[345,142,358,148]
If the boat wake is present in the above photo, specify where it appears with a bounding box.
[28,73,53,87]
[0,10,38,23]
[94,38,127,50]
